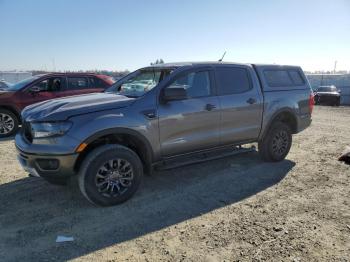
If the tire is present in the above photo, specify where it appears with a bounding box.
[78,144,143,206]
[0,109,19,138]
[258,122,292,162]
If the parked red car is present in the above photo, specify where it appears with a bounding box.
[0,73,114,137]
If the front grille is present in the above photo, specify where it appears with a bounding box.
[23,121,33,143]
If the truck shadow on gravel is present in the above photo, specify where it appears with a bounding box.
[0,135,16,142]
[0,151,295,261]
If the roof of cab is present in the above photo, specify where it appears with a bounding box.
[147,61,252,68]
[33,72,112,79]
[146,61,302,70]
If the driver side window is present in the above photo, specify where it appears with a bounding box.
[167,71,211,98]
[32,77,62,92]
[33,79,49,91]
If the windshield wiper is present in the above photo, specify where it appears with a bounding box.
[112,92,139,98]
[123,94,139,98]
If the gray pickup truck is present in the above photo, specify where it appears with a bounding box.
[15,62,314,206]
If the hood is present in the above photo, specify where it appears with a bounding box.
[0,89,12,93]
[22,92,135,122]
[0,90,15,98]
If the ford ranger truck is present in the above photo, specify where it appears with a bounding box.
[15,62,314,206]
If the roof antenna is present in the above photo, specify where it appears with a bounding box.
[218,51,226,62]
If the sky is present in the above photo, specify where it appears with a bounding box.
[0,0,349,72]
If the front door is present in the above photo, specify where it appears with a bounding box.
[158,68,221,157]
[17,76,65,110]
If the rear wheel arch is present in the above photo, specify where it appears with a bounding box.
[74,128,153,175]
[262,110,297,140]
[258,121,292,162]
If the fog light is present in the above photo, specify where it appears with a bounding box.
[36,159,59,170]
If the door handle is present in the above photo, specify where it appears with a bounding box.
[246,98,256,104]
[205,104,216,111]
[141,109,157,119]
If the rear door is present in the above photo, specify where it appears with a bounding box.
[63,76,93,96]
[215,65,263,144]
[88,76,111,92]
[158,67,221,157]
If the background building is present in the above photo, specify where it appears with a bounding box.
[0,71,32,83]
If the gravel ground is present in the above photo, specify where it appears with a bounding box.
[0,106,349,261]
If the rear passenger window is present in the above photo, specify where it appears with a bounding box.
[89,77,108,89]
[264,70,293,87]
[264,69,305,87]
[216,67,251,95]
[67,77,88,90]
[288,70,305,85]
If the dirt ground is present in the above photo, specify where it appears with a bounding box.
[0,106,349,262]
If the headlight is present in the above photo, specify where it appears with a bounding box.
[31,122,72,138]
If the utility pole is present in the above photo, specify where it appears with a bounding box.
[333,60,337,74]
[52,58,56,72]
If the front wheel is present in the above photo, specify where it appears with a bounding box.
[258,122,292,162]
[0,109,19,138]
[78,144,143,206]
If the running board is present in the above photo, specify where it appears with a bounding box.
[154,145,256,171]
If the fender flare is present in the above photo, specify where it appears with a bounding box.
[83,127,154,164]
[260,108,298,140]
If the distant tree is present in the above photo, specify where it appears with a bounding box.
[151,59,165,65]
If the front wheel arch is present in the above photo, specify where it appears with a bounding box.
[74,128,153,175]
[0,108,20,137]
[0,106,21,123]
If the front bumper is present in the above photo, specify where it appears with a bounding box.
[16,147,79,178]
[15,133,79,179]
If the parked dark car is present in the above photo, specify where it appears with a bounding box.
[16,62,313,206]
[0,73,114,137]
[314,85,341,106]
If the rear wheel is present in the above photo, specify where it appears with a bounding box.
[0,109,18,138]
[78,144,143,206]
[258,122,292,162]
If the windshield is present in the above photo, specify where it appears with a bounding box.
[0,81,12,89]
[106,68,173,97]
[317,86,337,92]
[5,76,40,91]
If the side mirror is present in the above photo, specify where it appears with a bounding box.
[30,86,41,93]
[162,87,187,102]
[338,90,342,94]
